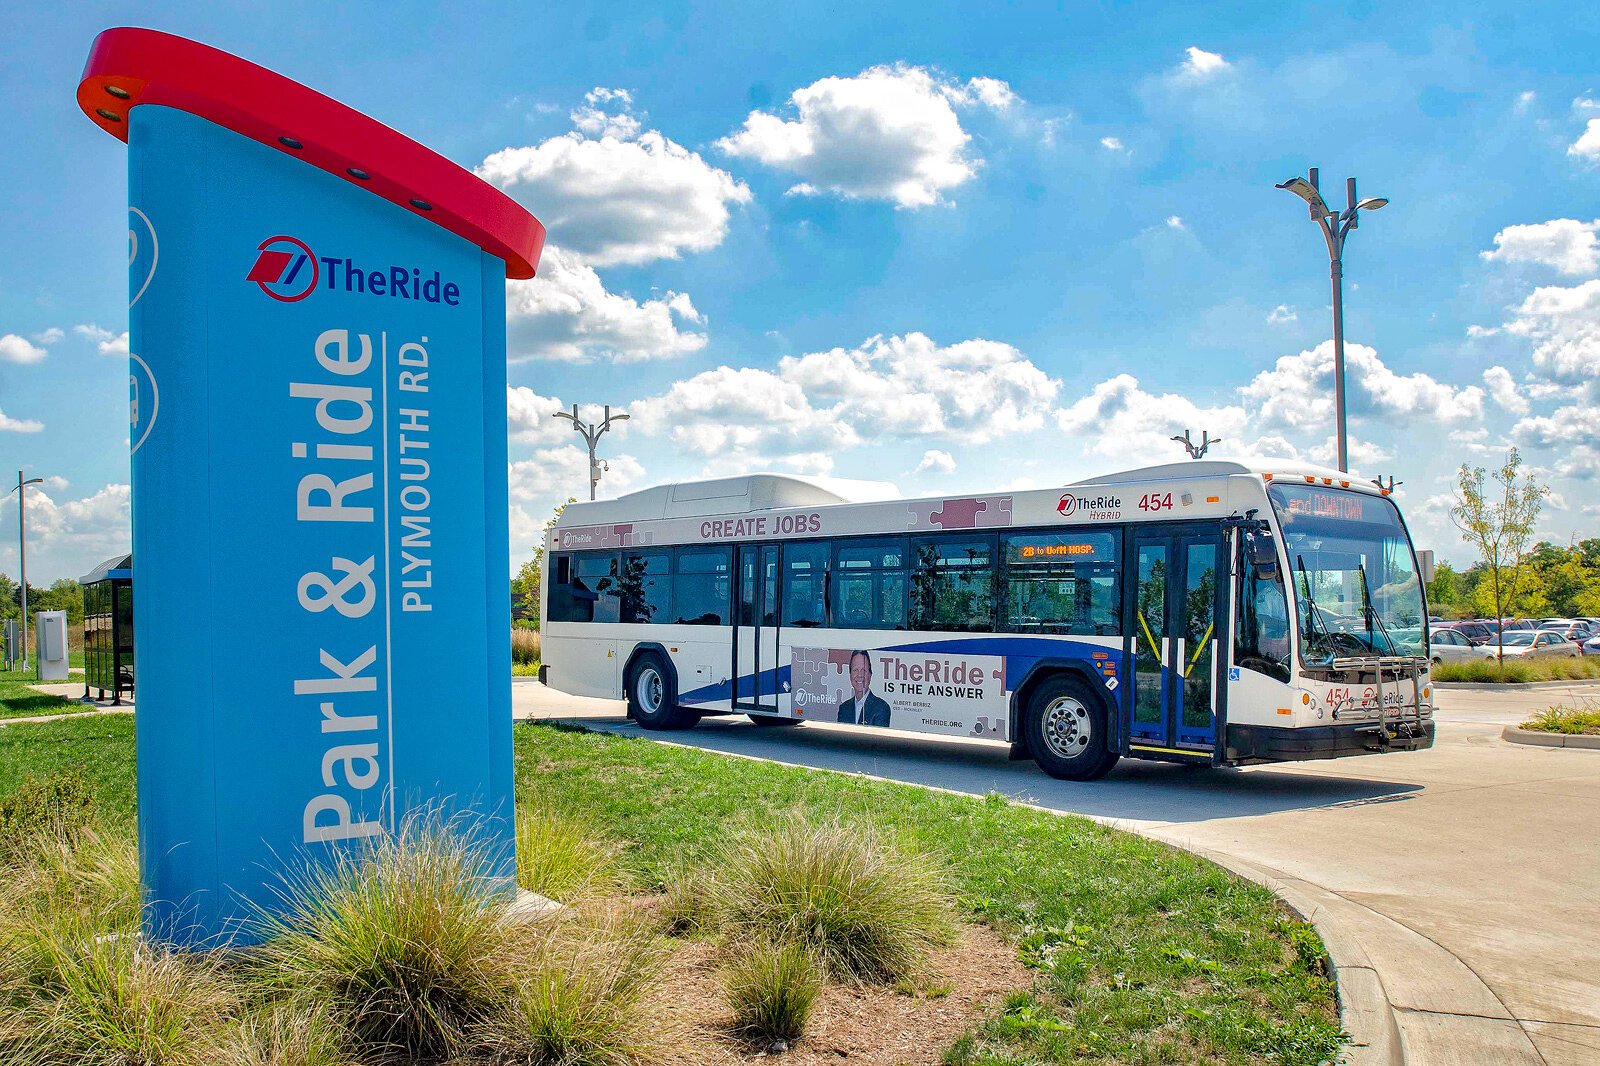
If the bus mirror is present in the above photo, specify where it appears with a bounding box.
[1245,534,1279,579]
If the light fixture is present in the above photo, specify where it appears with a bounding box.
[1275,176,1331,216]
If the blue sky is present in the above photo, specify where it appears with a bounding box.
[4,1,1600,582]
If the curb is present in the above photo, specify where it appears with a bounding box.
[1433,678,1600,692]
[1501,725,1600,749]
[0,708,134,727]
[1185,850,1402,1065]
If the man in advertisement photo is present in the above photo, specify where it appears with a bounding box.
[838,649,892,727]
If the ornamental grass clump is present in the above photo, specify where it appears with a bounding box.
[722,939,823,1044]
[246,820,521,1063]
[709,819,956,983]
[516,803,626,903]
[472,912,669,1066]
[218,1001,358,1066]
[511,627,542,666]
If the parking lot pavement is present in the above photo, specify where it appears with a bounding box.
[514,679,1600,1065]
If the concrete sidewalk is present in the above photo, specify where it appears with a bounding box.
[513,680,1599,1065]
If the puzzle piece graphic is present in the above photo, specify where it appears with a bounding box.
[973,496,1013,527]
[907,495,1015,530]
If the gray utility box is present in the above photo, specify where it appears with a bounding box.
[36,610,69,681]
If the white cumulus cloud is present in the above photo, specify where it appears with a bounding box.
[479,101,751,267]
[1267,304,1298,325]
[1099,136,1126,152]
[506,386,578,445]
[73,324,130,357]
[1481,218,1600,276]
[508,445,645,504]
[630,332,1057,469]
[1179,46,1230,79]
[0,334,47,364]
[0,408,43,433]
[717,64,1016,208]
[1501,278,1600,380]
[504,246,706,362]
[1241,341,1484,430]
[914,450,957,475]
[1482,365,1529,415]
[1055,374,1248,462]
[1571,118,1600,163]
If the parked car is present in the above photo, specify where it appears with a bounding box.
[1539,621,1595,645]
[1419,627,1482,664]
[1447,620,1501,646]
[1581,633,1600,657]
[1481,631,1582,659]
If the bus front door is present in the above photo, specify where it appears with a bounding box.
[1126,525,1224,759]
[734,543,781,712]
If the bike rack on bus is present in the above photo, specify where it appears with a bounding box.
[1329,654,1432,749]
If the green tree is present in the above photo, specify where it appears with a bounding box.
[510,498,575,626]
[1450,448,1549,659]
[1426,560,1462,615]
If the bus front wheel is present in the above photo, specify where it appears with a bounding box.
[1024,675,1119,781]
[627,653,699,730]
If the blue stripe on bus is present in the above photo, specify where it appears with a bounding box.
[677,635,1125,707]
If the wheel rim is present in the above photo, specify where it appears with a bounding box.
[1042,695,1091,760]
[636,667,663,715]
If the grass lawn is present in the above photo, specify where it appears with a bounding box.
[0,714,1344,1064]
[0,668,90,720]
[1432,656,1600,683]
[512,723,1342,1064]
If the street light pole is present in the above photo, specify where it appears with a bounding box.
[7,471,44,673]
[1275,168,1389,473]
[1169,429,1222,459]
[552,404,629,501]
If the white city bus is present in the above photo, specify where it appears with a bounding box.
[538,461,1435,780]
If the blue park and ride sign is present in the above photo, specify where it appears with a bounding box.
[80,29,546,946]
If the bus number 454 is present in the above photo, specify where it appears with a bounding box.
[1138,492,1174,512]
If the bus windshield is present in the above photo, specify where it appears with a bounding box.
[1267,484,1426,665]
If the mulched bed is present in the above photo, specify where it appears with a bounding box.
[646,921,1031,1065]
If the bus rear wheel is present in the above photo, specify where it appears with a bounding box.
[1024,675,1118,781]
[627,653,698,730]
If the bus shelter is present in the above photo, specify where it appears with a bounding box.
[81,553,133,705]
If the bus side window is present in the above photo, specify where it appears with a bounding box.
[783,542,828,627]
[549,552,619,623]
[832,539,907,630]
[621,550,671,624]
[1000,532,1119,635]
[673,547,731,625]
[910,536,996,632]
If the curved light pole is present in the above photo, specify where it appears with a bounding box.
[553,404,629,501]
[1275,168,1389,472]
[6,471,44,673]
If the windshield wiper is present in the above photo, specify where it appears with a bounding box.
[1296,555,1338,655]
[1356,563,1397,655]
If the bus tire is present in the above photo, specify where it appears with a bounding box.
[627,653,698,730]
[1024,674,1118,781]
[748,714,802,727]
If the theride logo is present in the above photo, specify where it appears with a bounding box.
[248,235,463,307]
[248,235,320,303]
[1058,493,1122,519]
